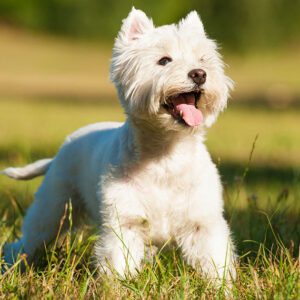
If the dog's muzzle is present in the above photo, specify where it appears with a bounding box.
[162,90,203,127]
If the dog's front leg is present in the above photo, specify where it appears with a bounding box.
[96,181,147,278]
[176,217,236,283]
[96,224,145,278]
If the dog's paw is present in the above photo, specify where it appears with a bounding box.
[2,240,27,273]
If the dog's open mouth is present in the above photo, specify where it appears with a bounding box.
[162,91,203,127]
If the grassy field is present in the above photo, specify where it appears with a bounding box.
[1,26,300,102]
[0,28,299,298]
[0,99,299,299]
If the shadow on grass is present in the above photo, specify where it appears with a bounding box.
[219,162,300,258]
[228,206,300,258]
[219,161,300,186]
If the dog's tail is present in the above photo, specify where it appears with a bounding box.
[0,158,53,180]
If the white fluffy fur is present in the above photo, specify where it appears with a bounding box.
[2,8,236,282]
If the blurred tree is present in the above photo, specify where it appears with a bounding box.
[0,0,299,52]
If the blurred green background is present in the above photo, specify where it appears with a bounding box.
[1,0,300,52]
[0,1,299,252]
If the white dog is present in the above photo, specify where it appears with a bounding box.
[2,8,235,282]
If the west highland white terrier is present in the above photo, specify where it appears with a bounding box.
[2,8,236,282]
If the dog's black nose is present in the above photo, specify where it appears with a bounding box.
[188,69,207,85]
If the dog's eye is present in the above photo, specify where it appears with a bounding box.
[158,56,172,66]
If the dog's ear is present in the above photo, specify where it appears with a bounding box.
[118,7,154,42]
[179,11,205,36]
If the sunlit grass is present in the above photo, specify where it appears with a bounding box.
[208,105,300,167]
[0,98,299,167]
[1,27,300,102]
[0,27,114,99]
[227,49,300,98]
[0,99,123,151]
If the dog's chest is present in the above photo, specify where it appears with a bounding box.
[144,187,191,243]
[135,157,200,241]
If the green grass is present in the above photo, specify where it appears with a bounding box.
[0,99,299,299]
[0,99,299,167]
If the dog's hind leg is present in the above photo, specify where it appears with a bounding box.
[3,162,77,268]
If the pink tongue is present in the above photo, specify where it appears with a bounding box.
[176,104,203,126]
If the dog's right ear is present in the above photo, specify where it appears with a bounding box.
[118,7,154,43]
[179,11,205,37]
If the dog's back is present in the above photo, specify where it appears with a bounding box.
[1,122,123,180]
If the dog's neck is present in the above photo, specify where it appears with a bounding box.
[126,118,203,161]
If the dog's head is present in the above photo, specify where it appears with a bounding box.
[111,8,233,131]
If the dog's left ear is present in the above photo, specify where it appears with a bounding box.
[118,7,154,43]
[179,11,205,36]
